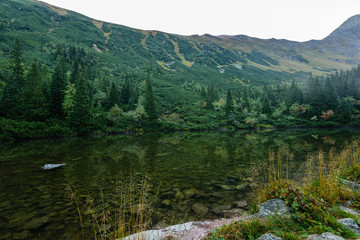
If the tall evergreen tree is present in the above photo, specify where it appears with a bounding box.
[225,88,234,116]
[68,63,93,134]
[105,81,120,110]
[144,71,158,121]
[323,78,338,111]
[50,57,67,118]
[21,59,48,121]
[121,75,132,105]
[337,99,353,123]
[0,39,25,118]
[307,77,327,116]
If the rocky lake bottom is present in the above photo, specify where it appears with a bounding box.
[1,129,360,239]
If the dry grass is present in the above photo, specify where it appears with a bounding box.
[256,139,360,205]
[66,175,153,240]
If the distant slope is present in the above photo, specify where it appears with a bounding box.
[0,0,360,89]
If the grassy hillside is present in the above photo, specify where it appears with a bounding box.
[1,0,359,93]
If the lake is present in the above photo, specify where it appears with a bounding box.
[0,129,359,239]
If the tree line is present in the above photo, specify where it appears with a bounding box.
[1,39,360,141]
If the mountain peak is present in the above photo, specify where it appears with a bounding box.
[326,14,360,41]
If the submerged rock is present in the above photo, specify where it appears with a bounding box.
[175,191,184,200]
[41,164,65,170]
[183,189,196,199]
[192,203,208,217]
[258,233,282,240]
[23,216,49,230]
[233,200,248,209]
[337,218,360,233]
[212,204,231,215]
[13,231,31,240]
[236,183,249,191]
[222,208,247,218]
[161,199,172,207]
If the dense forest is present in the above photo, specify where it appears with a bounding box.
[1,40,360,141]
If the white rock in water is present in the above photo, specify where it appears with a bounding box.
[42,164,66,170]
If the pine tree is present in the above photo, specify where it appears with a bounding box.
[105,81,120,110]
[68,64,93,134]
[323,78,338,111]
[121,75,132,105]
[0,39,25,118]
[307,77,327,116]
[50,57,67,118]
[144,71,158,121]
[21,59,48,121]
[70,61,79,84]
[225,88,234,116]
[337,98,353,123]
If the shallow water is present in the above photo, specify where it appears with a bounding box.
[0,129,359,239]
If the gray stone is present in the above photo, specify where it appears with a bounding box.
[212,204,232,215]
[339,205,360,216]
[192,203,209,217]
[42,163,65,170]
[342,179,360,191]
[13,231,31,240]
[236,183,249,191]
[258,233,281,240]
[183,189,196,199]
[337,218,360,233]
[256,199,289,218]
[23,216,49,230]
[306,232,344,240]
[233,200,248,209]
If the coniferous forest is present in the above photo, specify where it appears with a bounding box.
[1,40,360,141]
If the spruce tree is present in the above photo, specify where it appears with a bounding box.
[21,59,48,121]
[68,64,93,135]
[144,71,158,121]
[225,88,234,116]
[105,81,120,110]
[323,78,338,111]
[50,57,67,118]
[121,75,132,105]
[307,77,327,116]
[0,39,25,118]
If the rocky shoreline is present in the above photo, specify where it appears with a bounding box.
[123,179,360,240]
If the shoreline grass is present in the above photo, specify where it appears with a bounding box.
[207,140,360,239]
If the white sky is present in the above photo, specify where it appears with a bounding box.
[40,0,360,42]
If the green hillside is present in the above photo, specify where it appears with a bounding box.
[1,0,360,141]
[2,0,357,88]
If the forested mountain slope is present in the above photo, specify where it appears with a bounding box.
[1,0,360,88]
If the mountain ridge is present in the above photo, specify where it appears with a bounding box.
[1,0,360,88]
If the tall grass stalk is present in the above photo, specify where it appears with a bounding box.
[67,174,152,240]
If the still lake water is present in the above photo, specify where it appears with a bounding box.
[0,129,359,239]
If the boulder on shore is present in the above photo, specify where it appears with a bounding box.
[255,199,290,218]
[337,218,360,233]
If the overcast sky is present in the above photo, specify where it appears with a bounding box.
[40,0,360,42]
